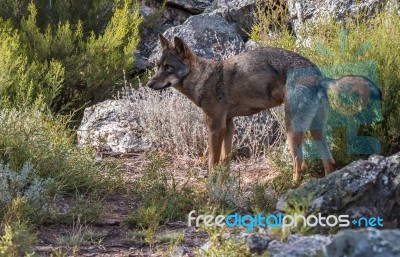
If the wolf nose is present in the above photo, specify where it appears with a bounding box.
[146,80,155,89]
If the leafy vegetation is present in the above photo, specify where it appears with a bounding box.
[197,225,263,257]
[0,107,121,227]
[0,0,141,253]
[0,222,36,257]
[0,0,113,34]
[125,153,199,245]
[0,0,142,112]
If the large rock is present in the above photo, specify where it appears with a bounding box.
[244,39,261,51]
[287,0,386,39]
[200,228,400,256]
[166,0,213,14]
[77,99,151,153]
[205,0,257,40]
[267,234,332,257]
[244,228,400,257]
[325,228,400,257]
[135,0,256,69]
[277,152,400,232]
[135,2,191,70]
[149,13,245,63]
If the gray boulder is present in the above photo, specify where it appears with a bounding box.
[200,229,400,256]
[171,246,194,257]
[246,228,400,256]
[246,233,272,253]
[287,0,386,39]
[135,2,191,70]
[325,228,400,257]
[149,13,245,63]
[205,0,257,40]
[268,234,332,257]
[277,152,400,232]
[245,39,261,51]
[166,0,213,14]
[77,99,151,153]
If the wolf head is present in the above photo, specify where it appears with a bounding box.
[146,35,195,90]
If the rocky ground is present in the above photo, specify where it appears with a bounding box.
[33,154,278,256]
[32,152,400,256]
[35,194,208,256]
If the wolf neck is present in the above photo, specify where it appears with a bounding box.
[175,57,221,107]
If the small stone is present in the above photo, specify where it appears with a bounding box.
[172,246,194,257]
[246,233,271,253]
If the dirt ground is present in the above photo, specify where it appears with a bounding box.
[35,153,279,256]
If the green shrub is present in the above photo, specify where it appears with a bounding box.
[251,0,295,50]
[0,161,55,225]
[0,0,113,34]
[126,153,198,229]
[0,107,120,194]
[0,19,64,108]
[0,107,121,226]
[0,0,135,231]
[48,195,103,225]
[249,183,278,214]
[197,226,255,257]
[0,0,142,112]
[0,222,36,257]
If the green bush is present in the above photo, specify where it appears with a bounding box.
[0,0,113,34]
[251,2,400,168]
[0,107,122,227]
[197,226,255,257]
[0,108,122,224]
[0,0,136,231]
[126,153,197,229]
[0,222,36,257]
[0,18,64,108]
[0,107,120,194]
[0,0,142,112]
[0,161,54,225]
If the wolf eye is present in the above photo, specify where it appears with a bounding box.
[164,64,173,72]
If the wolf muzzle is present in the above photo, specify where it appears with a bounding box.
[146,80,172,90]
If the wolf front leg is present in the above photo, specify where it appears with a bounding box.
[204,114,227,176]
[220,118,235,164]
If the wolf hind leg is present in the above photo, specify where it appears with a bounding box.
[287,129,305,181]
[310,129,335,176]
[285,93,316,181]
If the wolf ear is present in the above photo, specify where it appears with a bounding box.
[174,37,192,59]
[159,34,171,50]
